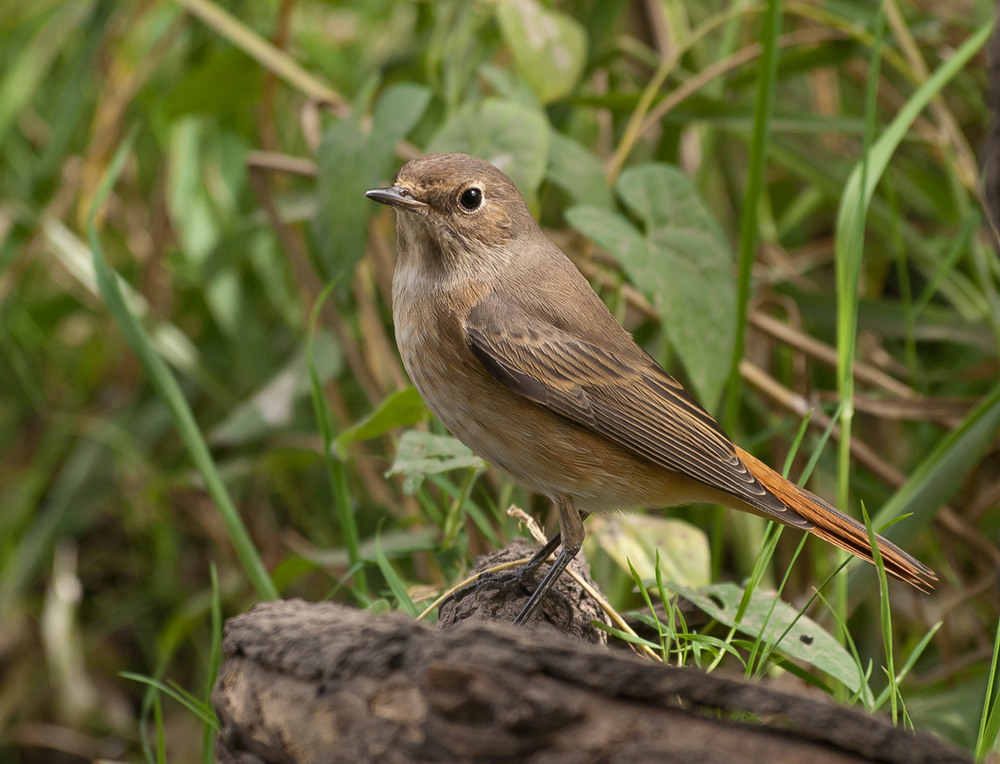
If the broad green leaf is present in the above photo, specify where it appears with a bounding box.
[585,514,710,589]
[313,113,366,283]
[371,82,432,139]
[678,582,863,694]
[567,163,735,408]
[387,431,486,495]
[335,387,428,458]
[313,82,431,283]
[427,98,550,203]
[495,0,587,104]
[546,132,613,209]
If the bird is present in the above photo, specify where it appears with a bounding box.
[365,152,936,625]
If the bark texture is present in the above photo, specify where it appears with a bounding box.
[213,588,968,763]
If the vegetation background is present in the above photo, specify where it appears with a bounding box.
[1,0,998,761]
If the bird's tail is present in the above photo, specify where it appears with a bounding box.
[735,446,936,591]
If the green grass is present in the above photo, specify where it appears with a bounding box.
[1,1,998,760]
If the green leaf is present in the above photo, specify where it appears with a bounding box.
[495,0,587,104]
[546,132,613,209]
[0,1,92,142]
[585,514,710,589]
[120,672,218,729]
[312,110,365,284]
[375,534,418,616]
[386,431,486,495]
[371,82,433,140]
[210,331,343,446]
[975,618,1000,760]
[566,163,736,408]
[565,206,643,267]
[427,98,550,203]
[304,527,440,570]
[161,48,262,121]
[677,582,863,694]
[87,132,278,601]
[335,386,428,458]
[313,82,431,283]
[167,119,248,268]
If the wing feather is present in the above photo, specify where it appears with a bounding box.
[465,295,797,520]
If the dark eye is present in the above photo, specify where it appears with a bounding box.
[458,187,483,211]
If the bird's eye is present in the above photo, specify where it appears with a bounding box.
[458,187,483,211]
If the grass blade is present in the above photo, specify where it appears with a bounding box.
[88,132,278,600]
[724,0,782,424]
[307,282,367,599]
[975,618,1000,760]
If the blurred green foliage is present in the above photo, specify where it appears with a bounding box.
[0,0,998,760]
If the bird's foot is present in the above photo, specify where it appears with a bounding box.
[443,560,542,608]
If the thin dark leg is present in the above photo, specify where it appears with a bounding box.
[512,542,581,625]
[441,506,591,605]
[512,498,587,625]
[517,529,563,573]
[439,529,564,609]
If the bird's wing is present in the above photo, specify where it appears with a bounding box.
[465,294,799,520]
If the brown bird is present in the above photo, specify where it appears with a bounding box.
[366,152,935,624]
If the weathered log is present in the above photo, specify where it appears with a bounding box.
[213,562,968,764]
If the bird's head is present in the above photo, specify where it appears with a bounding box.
[366,153,536,270]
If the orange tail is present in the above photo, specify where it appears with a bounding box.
[735,447,936,591]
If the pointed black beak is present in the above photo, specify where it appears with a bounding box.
[365,185,429,210]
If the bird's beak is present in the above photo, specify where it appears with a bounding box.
[365,185,429,210]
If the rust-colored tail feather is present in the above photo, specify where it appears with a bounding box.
[735,447,936,591]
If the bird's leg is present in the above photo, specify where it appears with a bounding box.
[442,505,590,616]
[441,528,562,607]
[510,524,565,575]
[512,497,585,625]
